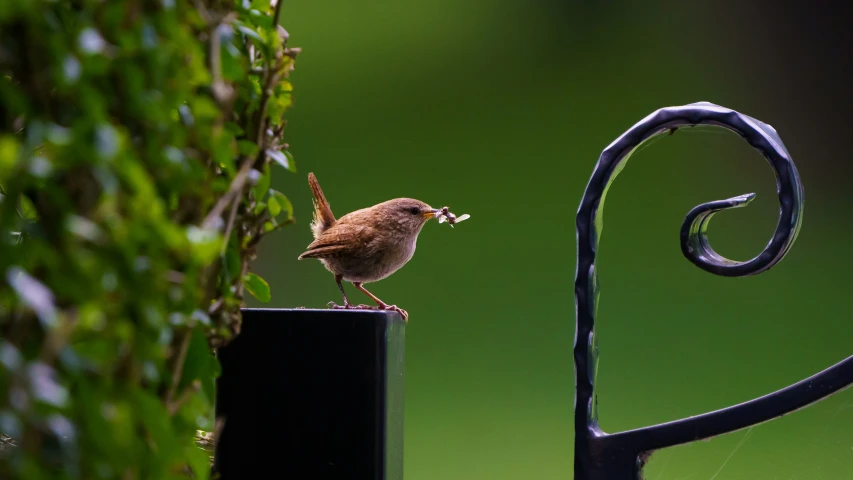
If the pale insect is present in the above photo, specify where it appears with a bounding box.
[435,206,470,228]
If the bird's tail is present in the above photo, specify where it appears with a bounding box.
[308,172,336,238]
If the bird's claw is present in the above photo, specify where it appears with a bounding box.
[327,301,408,321]
[327,302,381,311]
[327,301,357,310]
[380,304,408,322]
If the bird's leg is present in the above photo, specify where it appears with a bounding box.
[328,275,354,309]
[328,275,374,310]
[353,282,408,321]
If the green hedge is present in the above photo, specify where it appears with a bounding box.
[0,1,297,478]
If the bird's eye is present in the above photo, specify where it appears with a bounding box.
[409,206,420,215]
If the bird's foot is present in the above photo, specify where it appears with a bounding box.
[327,301,407,321]
[378,303,408,322]
[327,302,379,311]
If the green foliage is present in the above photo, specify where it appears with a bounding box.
[243,273,271,303]
[0,0,298,478]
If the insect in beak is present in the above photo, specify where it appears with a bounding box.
[435,206,470,228]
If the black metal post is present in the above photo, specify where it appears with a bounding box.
[212,308,406,480]
[573,102,853,479]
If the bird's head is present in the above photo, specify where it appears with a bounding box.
[373,198,441,235]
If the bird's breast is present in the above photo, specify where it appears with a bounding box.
[337,235,418,283]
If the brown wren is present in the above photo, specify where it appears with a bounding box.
[297,172,442,321]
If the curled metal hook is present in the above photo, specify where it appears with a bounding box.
[573,102,826,480]
[675,104,803,276]
[681,192,757,271]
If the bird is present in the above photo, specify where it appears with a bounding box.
[297,172,441,321]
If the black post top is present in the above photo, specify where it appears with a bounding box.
[212,308,406,480]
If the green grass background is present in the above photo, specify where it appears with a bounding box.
[249,2,853,478]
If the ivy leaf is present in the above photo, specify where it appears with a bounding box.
[19,195,38,220]
[283,150,296,172]
[268,196,281,217]
[243,272,270,302]
[212,130,237,172]
[224,122,245,136]
[265,148,295,171]
[189,97,220,121]
[186,226,221,264]
[250,0,273,13]
[244,5,274,30]
[270,189,293,219]
[185,443,212,480]
[180,328,218,405]
[237,140,258,157]
[224,240,241,282]
[234,21,271,59]
[0,136,19,173]
[251,164,270,200]
[130,389,181,472]
[234,24,264,45]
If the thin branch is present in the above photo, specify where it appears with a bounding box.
[251,0,286,147]
[201,155,254,229]
[272,0,284,29]
[193,0,212,23]
[165,326,194,405]
[219,192,241,255]
[263,216,295,234]
[253,68,283,146]
[247,216,294,248]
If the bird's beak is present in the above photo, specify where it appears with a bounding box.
[423,208,441,219]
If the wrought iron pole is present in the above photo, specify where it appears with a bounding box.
[573,102,853,479]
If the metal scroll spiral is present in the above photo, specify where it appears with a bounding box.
[572,102,853,480]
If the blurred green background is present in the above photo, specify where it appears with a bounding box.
[250,1,853,478]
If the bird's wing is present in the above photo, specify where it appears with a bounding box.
[297,221,380,260]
